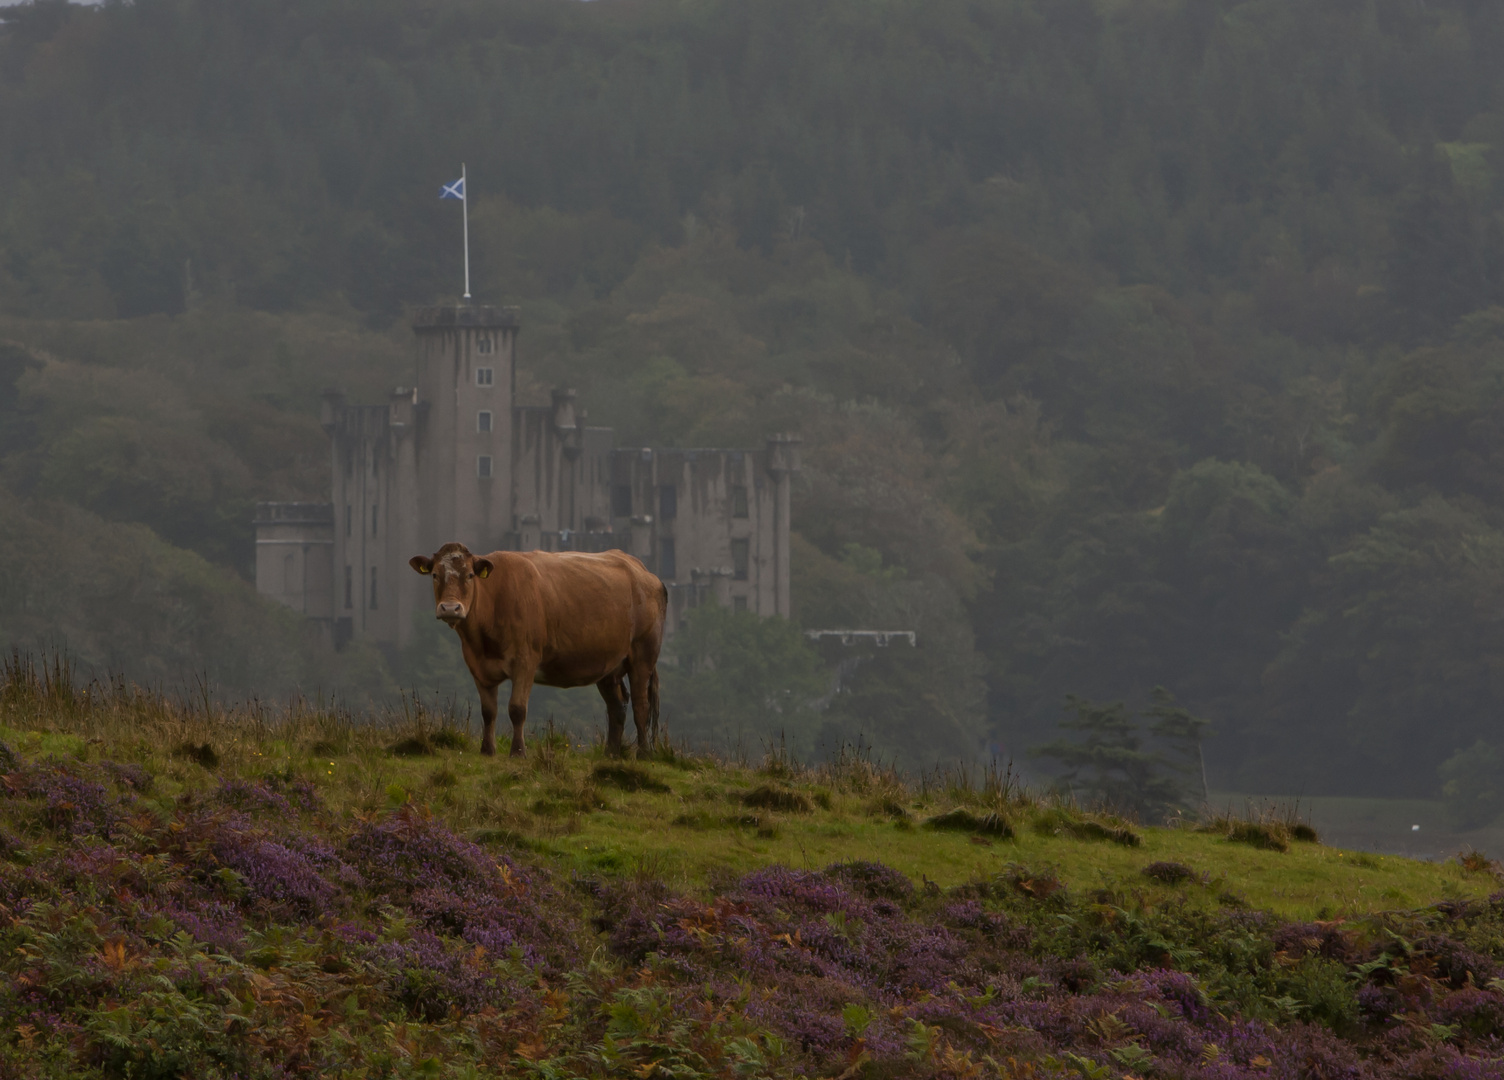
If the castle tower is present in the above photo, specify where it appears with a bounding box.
[412,304,520,557]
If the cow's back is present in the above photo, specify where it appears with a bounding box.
[514,549,664,660]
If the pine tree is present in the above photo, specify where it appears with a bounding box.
[1033,696,1183,819]
[1143,686,1211,806]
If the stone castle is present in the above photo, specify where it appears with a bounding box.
[254,303,800,649]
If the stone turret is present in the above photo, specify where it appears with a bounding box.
[766,434,802,618]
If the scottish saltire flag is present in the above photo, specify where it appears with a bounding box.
[443,166,472,298]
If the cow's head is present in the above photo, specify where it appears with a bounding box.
[409,543,493,625]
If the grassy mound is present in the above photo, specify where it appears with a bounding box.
[1199,802,1323,853]
[1142,860,1200,885]
[1031,806,1142,846]
[924,806,1014,838]
[387,725,470,757]
[742,784,814,813]
[592,762,671,793]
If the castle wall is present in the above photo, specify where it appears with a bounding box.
[325,397,420,647]
[512,393,618,550]
[252,503,334,618]
[512,406,564,543]
[596,440,798,632]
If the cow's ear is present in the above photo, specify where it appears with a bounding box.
[473,558,493,579]
[409,556,434,575]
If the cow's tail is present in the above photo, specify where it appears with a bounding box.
[645,578,666,750]
[648,669,661,749]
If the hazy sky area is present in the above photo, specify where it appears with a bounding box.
[2,0,1504,857]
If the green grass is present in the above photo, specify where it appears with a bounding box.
[0,661,1494,922]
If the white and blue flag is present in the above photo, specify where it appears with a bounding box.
[443,165,472,299]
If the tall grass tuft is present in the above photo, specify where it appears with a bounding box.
[1196,799,1320,852]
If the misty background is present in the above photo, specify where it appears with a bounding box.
[1,0,1503,834]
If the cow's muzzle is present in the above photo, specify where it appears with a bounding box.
[436,602,466,623]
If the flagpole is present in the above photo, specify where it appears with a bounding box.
[461,163,471,300]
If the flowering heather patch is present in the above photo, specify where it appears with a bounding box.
[5,740,1504,1076]
[343,801,581,969]
[210,773,325,818]
[100,760,153,793]
[827,858,917,901]
[213,833,349,917]
[591,862,1504,1078]
[2,757,119,839]
[260,769,325,813]
[159,899,245,953]
[210,776,296,816]
[367,929,527,1021]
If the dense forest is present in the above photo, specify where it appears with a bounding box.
[2,0,1504,804]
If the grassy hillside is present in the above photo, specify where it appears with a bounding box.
[5,697,1486,924]
[5,658,1504,1077]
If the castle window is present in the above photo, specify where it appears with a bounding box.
[733,595,747,614]
[612,484,632,517]
[371,504,378,536]
[731,538,749,581]
[658,484,677,520]
[478,454,493,478]
[477,410,492,433]
[658,538,676,581]
[344,565,352,609]
[476,367,494,387]
[478,336,494,355]
[370,567,378,609]
[731,485,749,518]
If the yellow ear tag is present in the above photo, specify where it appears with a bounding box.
[421,565,432,575]
[477,565,490,579]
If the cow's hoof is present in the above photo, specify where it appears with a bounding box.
[480,744,496,757]
[509,747,526,758]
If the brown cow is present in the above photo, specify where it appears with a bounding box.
[409,542,667,757]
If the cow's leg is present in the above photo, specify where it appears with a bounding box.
[507,673,534,757]
[596,674,628,758]
[627,658,654,757]
[477,682,499,757]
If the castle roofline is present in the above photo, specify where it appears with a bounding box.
[609,445,764,455]
[254,501,334,525]
[411,303,520,330]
